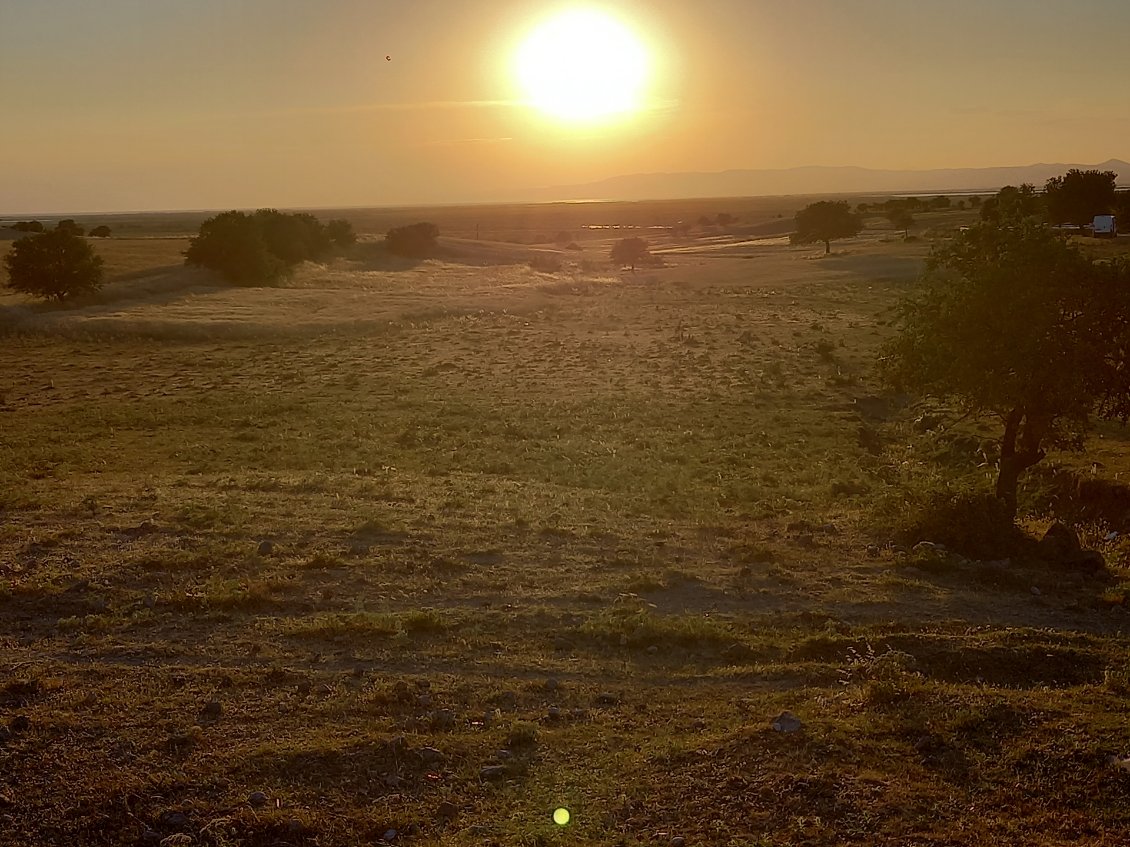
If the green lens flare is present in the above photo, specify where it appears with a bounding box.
[553,807,571,826]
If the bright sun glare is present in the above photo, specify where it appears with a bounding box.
[516,8,649,122]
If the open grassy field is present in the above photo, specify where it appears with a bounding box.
[2,206,1129,846]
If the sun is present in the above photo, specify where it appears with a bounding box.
[516,8,650,122]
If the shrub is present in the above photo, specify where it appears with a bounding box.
[88,225,112,238]
[184,209,344,285]
[386,222,439,257]
[326,218,356,248]
[3,228,104,302]
[888,488,1028,560]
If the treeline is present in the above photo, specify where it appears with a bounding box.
[4,219,112,237]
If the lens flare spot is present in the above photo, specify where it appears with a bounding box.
[553,807,571,826]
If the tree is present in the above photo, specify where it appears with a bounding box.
[88,225,112,238]
[1045,169,1117,229]
[886,207,914,238]
[979,184,1042,224]
[10,221,44,233]
[610,237,651,271]
[386,222,439,257]
[790,201,862,254]
[3,228,104,302]
[55,219,85,236]
[881,221,1130,519]
[184,211,286,285]
[326,219,356,249]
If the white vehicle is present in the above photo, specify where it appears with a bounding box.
[1093,215,1118,238]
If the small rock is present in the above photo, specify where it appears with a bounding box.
[912,541,947,555]
[571,707,588,720]
[415,679,431,690]
[496,749,514,761]
[544,677,560,691]
[1039,521,1081,561]
[417,693,433,708]
[382,828,398,842]
[248,791,268,808]
[771,711,803,733]
[436,800,459,821]
[9,715,30,733]
[157,810,191,832]
[257,540,275,556]
[431,708,455,729]
[480,764,507,781]
[417,746,446,764]
[496,690,518,711]
[595,691,619,706]
[646,645,659,655]
[199,701,223,721]
[1030,586,1042,596]
[547,706,562,720]
[671,838,686,847]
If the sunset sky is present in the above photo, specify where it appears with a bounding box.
[3,0,1130,213]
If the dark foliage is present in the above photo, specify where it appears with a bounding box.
[610,237,651,271]
[326,219,356,249]
[3,228,104,302]
[88,225,112,238]
[185,209,343,285]
[1044,169,1117,228]
[790,201,862,253]
[55,218,85,237]
[9,220,44,233]
[979,184,1043,224]
[882,221,1130,517]
[385,222,439,257]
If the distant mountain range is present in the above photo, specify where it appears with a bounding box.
[526,159,1130,202]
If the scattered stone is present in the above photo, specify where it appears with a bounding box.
[9,715,29,733]
[1030,586,1042,596]
[865,545,881,558]
[571,708,588,720]
[199,701,223,721]
[248,791,268,808]
[646,645,659,655]
[1039,522,1081,561]
[912,541,947,555]
[496,749,514,761]
[544,677,560,692]
[431,708,455,729]
[257,540,275,556]
[496,691,518,711]
[546,706,562,721]
[671,838,686,847]
[157,810,191,832]
[416,679,431,690]
[480,764,507,781]
[595,691,619,706]
[417,746,446,764]
[416,694,433,708]
[436,801,459,821]
[770,711,803,733]
[382,828,398,842]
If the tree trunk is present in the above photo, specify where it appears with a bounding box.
[823,239,830,254]
[994,406,1047,520]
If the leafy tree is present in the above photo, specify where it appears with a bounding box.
[184,211,286,285]
[253,209,332,265]
[88,225,112,238]
[790,201,862,254]
[929,196,952,211]
[968,195,982,208]
[3,228,104,302]
[881,221,1130,518]
[55,219,85,236]
[10,221,44,233]
[326,219,356,249]
[886,206,914,237]
[979,184,1042,224]
[1045,169,1118,228]
[610,237,651,271]
[386,222,439,257]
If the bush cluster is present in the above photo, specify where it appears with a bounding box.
[184,209,355,285]
[385,222,439,258]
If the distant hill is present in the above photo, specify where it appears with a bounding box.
[526,159,1130,202]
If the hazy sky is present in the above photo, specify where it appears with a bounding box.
[3,0,1130,213]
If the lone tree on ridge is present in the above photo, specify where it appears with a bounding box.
[881,221,1130,519]
[4,228,104,302]
[610,237,651,272]
[790,201,862,254]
